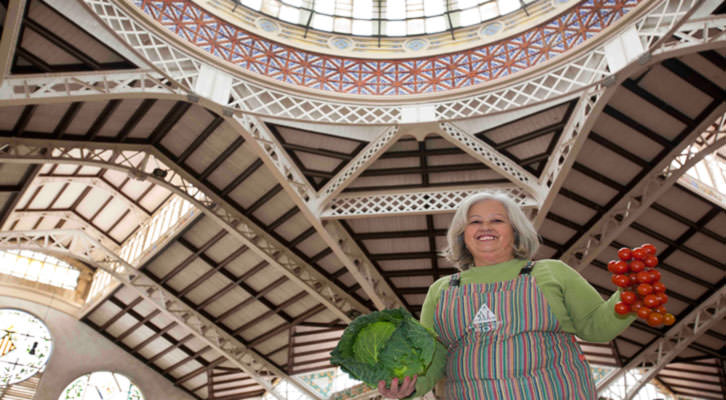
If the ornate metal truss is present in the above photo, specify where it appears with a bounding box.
[0,140,369,323]
[5,209,119,251]
[561,109,726,270]
[0,229,320,400]
[438,122,541,199]
[31,174,152,218]
[0,0,700,124]
[534,88,606,229]
[596,284,726,399]
[229,115,404,311]
[321,185,538,219]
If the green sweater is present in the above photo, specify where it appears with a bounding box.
[420,258,635,342]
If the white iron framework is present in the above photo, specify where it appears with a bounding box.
[596,284,726,399]
[0,229,320,400]
[561,109,726,271]
[0,140,369,322]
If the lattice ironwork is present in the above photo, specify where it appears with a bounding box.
[439,122,541,197]
[0,140,368,323]
[31,175,150,217]
[227,116,402,310]
[534,88,606,228]
[59,0,717,125]
[6,210,119,251]
[317,126,401,206]
[0,229,320,400]
[561,109,726,270]
[321,185,537,219]
[0,70,180,103]
[134,0,644,95]
[235,114,315,202]
[596,285,726,399]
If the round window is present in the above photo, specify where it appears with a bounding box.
[0,309,52,386]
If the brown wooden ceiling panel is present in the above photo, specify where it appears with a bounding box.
[639,65,714,120]
[610,89,688,142]
[125,100,177,139]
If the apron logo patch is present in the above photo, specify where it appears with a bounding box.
[471,303,500,333]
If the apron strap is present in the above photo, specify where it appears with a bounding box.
[519,260,536,275]
[450,273,461,287]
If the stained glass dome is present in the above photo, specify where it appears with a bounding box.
[0,309,52,387]
[232,0,536,36]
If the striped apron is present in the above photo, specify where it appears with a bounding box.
[433,261,597,399]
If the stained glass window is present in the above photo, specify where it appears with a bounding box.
[59,371,144,400]
[0,309,52,387]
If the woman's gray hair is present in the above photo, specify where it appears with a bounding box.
[443,192,540,270]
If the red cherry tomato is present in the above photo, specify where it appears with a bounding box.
[631,300,644,312]
[663,313,676,326]
[607,260,618,273]
[637,283,654,296]
[648,269,661,283]
[636,270,651,284]
[644,255,658,268]
[614,302,631,315]
[620,291,637,304]
[629,273,639,286]
[632,247,646,260]
[652,281,666,293]
[614,274,631,288]
[655,292,668,305]
[629,260,646,273]
[643,294,660,308]
[641,243,657,256]
[647,312,664,327]
[637,307,652,319]
[655,305,667,314]
[612,260,629,275]
[617,247,633,261]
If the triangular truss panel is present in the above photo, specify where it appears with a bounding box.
[265,123,368,191]
[345,135,506,192]
[474,100,577,177]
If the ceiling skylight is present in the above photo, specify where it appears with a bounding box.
[233,0,534,37]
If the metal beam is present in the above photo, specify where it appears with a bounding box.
[534,88,607,228]
[438,121,541,200]
[0,229,320,400]
[0,139,368,323]
[321,184,538,219]
[561,108,726,271]
[597,284,726,399]
[232,115,403,311]
[5,209,119,250]
[0,0,27,84]
[32,175,151,217]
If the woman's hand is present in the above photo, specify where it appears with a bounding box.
[378,375,417,399]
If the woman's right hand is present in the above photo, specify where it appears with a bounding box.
[378,375,417,399]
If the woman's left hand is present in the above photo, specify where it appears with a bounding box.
[377,375,417,399]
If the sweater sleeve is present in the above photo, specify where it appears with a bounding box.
[420,276,449,332]
[555,261,636,342]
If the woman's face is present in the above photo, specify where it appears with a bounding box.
[463,200,515,266]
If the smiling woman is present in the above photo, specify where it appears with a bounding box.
[379,191,637,399]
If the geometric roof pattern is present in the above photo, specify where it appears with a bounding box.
[137,0,643,95]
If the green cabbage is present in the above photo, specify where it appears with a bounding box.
[330,308,446,399]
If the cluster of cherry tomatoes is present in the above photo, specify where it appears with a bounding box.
[609,243,676,327]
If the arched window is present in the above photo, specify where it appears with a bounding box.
[59,371,144,400]
[0,309,52,387]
